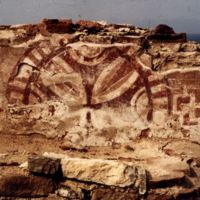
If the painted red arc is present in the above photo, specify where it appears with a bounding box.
[6,44,141,107]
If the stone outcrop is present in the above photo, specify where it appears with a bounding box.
[0,19,200,199]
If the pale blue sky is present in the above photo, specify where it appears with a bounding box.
[0,0,199,33]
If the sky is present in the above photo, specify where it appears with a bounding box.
[0,0,199,33]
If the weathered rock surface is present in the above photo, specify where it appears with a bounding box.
[0,175,54,197]
[0,135,199,199]
[43,150,191,188]
[61,157,137,187]
[91,188,138,200]
[43,152,147,189]
[28,155,61,176]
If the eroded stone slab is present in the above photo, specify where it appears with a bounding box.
[61,157,137,187]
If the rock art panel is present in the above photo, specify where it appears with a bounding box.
[2,41,200,144]
[0,20,200,146]
[5,42,144,140]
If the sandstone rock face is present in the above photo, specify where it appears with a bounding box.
[0,20,200,148]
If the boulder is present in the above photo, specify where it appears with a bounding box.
[39,18,73,34]
[148,24,187,42]
[154,24,175,35]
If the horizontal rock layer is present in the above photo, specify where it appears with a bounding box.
[43,153,139,187]
[0,134,200,199]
